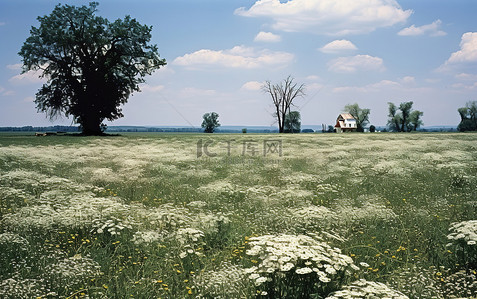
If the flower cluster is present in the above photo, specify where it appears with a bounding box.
[175,228,205,259]
[138,204,192,231]
[132,230,163,245]
[0,277,51,298]
[245,234,357,286]
[326,279,409,298]
[91,217,132,236]
[442,269,477,298]
[194,262,250,298]
[447,220,477,246]
[333,199,397,223]
[0,232,29,252]
[194,212,231,236]
[386,265,444,298]
[290,205,337,230]
[43,254,102,292]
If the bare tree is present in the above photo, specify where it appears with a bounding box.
[263,76,305,133]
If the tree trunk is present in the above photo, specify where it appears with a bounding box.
[80,114,104,135]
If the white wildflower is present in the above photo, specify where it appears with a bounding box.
[296,267,313,275]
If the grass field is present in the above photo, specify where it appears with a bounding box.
[1,132,476,298]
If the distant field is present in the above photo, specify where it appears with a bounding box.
[1,133,476,298]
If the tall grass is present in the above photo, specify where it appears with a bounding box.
[0,132,476,298]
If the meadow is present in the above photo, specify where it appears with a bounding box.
[0,132,476,298]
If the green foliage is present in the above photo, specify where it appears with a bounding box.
[387,101,423,132]
[457,101,477,131]
[409,110,424,131]
[201,112,220,133]
[18,2,166,135]
[284,110,301,133]
[344,103,370,132]
[369,125,376,132]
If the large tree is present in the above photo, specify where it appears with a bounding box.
[344,103,370,132]
[201,112,220,133]
[387,101,423,132]
[19,2,166,135]
[263,76,305,133]
[457,101,477,132]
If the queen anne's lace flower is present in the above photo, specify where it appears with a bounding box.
[245,234,357,285]
[326,279,409,298]
[447,220,477,245]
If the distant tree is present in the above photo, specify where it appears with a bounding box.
[301,129,314,133]
[201,112,220,133]
[263,76,305,133]
[369,125,376,132]
[399,101,414,132]
[409,110,424,131]
[387,101,423,132]
[328,125,335,133]
[387,102,401,132]
[18,2,166,135]
[242,128,247,133]
[457,101,477,132]
[284,111,301,133]
[344,103,370,132]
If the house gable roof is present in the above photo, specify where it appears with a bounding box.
[338,113,355,120]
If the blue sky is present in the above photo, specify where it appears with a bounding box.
[1,0,477,127]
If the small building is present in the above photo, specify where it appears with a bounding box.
[334,113,357,133]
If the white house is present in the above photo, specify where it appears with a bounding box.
[334,113,357,133]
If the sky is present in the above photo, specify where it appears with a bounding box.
[1,0,477,128]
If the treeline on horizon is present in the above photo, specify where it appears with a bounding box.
[0,125,458,133]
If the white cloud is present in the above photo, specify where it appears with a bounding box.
[333,79,399,93]
[328,55,385,73]
[254,31,282,42]
[455,73,477,81]
[9,69,45,84]
[307,82,324,90]
[179,87,218,98]
[173,46,294,69]
[306,75,321,81]
[400,76,415,84]
[398,19,446,37]
[438,32,477,72]
[447,32,477,63]
[6,64,22,71]
[140,84,165,93]
[320,40,357,53]
[0,86,15,97]
[24,96,35,102]
[235,0,412,35]
[241,81,263,91]
[452,82,477,90]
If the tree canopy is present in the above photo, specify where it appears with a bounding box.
[284,111,301,133]
[19,2,166,135]
[263,76,305,133]
[387,101,423,132]
[201,112,220,133]
[457,101,477,132]
[344,103,370,132]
